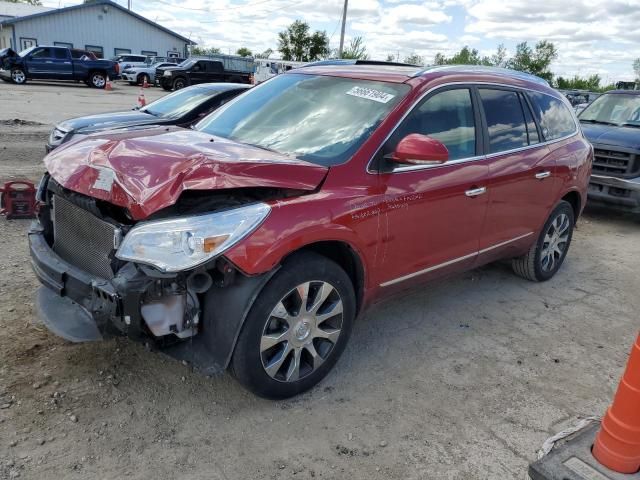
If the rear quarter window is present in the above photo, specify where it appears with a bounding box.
[527,91,577,141]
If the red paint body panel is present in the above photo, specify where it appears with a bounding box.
[45,66,592,313]
[44,127,328,220]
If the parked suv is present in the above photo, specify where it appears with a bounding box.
[578,90,640,212]
[30,65,591,399]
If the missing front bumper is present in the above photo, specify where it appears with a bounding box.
[588,174,640,211]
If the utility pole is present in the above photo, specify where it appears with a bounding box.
[338,0,348,58]
[127,0,131,10]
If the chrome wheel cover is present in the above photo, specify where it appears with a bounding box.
[92,74,106,88]
[260,281,343,383]
[11,70,25,83]
[540,213,570,272]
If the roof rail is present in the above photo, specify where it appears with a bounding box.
[412,65,550,86]
[302,59,420,68]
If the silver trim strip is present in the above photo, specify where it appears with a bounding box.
[379,231,534,287]
[535,171,551,179]
[590,174,640,186]
[367,81,579,175]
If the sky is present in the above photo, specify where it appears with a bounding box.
[43,0,640,81]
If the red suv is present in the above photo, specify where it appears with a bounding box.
[30,65,592,398]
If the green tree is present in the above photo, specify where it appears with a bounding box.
[6,0,42,4]
[555,74,602,91]
[404,54,424,66]
[490,44,508,68]
[278,20,329,61]
[341,36,369,60]
[236,47,252,57]
[190,46,221,56]
[386,53,396,62]
[433,45,507,66]
[508,40,557,82]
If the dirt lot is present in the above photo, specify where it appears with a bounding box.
[1,82,639,480]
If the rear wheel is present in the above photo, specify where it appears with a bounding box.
[89,71,106,89]
[11,68,26,85]
[512,200,575,281]
[231,252,355,399]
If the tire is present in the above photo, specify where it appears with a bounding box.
[89,71,106,89]
[173,77,186,90]
[10,68,27,85]
[137,73,150,86]
[231,252,356,399]
[161,82,172,91]
[512,200,575,282]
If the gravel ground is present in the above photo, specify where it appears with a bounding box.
[0,82,639,480]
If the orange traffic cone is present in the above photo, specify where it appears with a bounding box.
[105,75,113,91]
[137,88,146,108]
[142,76,149,88]
[592,332,640,474]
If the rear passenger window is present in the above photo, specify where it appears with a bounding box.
[520,93,540,145]
[53,49,67,60]
[527,91,577,140]
[385,88,476,162]
[479,89,528,153]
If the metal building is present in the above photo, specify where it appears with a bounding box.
[0,0,194,59]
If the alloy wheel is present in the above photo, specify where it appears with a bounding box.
[540,213,570,272]
[92,74,106,88]
[260,281,343,383]
[11,69,25,84]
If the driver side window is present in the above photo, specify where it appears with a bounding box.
[384,88,477,163]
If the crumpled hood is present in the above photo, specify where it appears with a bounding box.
[59,110,164,134]
[45,127,328,220]
[581,123,640,151]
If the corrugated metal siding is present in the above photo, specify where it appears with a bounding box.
[12,4,189,58]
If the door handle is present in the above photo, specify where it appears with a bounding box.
[535,171,551,180]
[465,186,487,197]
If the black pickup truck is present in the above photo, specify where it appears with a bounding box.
[579,90,640,212]
[157,56,253,91]
[0,46,119,88]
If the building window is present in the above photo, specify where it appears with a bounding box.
[114,48,131,56]
[167,51,180,58]
[85,45,103,58]
[20,37,37,50]
[54,42,73,48]
[141,50,157,57]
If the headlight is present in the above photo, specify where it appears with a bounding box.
[115,203,270,272]
[48,126,69,146]
[163,70,171,76]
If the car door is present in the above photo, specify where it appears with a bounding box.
[188,61,208,84]
[376,87,490,292]
[24,47,52,78]
[475,87,559,265]
[50,48,73,79]
[204,61,225,83]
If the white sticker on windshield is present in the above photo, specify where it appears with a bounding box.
[346,86,395,104]
[92,167,115,192]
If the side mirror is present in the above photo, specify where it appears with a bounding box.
[390,133,449,166]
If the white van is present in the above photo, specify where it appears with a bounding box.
[254,59,305,83]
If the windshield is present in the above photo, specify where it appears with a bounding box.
[579,93,640,127]
[18,46,36,57]
[195,73,410,166]
[142,86,218,119]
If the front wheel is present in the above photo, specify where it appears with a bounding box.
[11,68,27,85]
[173,77,186,90]
[231,252,355,399]
[137,73,150,86]
[512,200,575,281]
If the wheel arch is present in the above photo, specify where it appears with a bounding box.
[282,240,366,316]
[560,189,582,220]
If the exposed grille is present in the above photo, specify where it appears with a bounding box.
[52,195,117,279]
[593,148,638,177]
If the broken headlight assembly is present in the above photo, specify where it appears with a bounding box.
[116,203,270,273]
